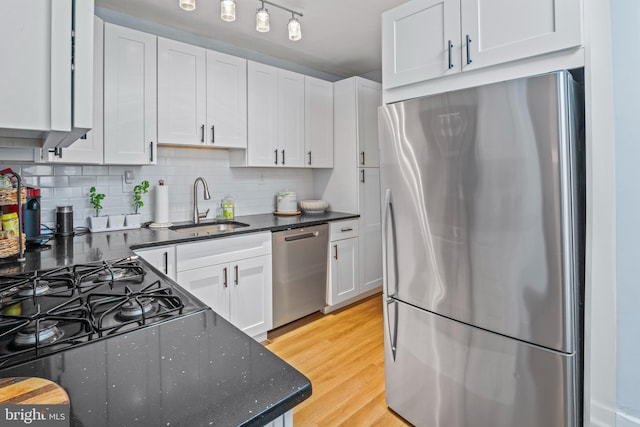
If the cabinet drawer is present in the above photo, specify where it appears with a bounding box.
[330,219,359,241]
[176,231,271,272]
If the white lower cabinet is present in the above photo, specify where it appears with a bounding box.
[175,232,273,340]
[329,236,359,305]
[262,411,293,427]
[134,245,176,281]
[327,219,360,307]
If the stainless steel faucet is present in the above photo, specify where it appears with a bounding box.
[193,177,211,224]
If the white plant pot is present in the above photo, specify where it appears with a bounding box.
[89,216,108,230]
[125,213,141,227]
[108,214,125,228]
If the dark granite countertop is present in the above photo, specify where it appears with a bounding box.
[0,310,312,427]
[0,211,358,274]
[0,210,357,426]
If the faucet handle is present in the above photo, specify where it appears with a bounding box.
[198,209,210,219]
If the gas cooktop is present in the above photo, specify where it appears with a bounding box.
[0,256,205,369]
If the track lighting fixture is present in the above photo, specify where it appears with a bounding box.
[256,2,270,32]
[179,0,196,11]
[180,0,303,41]
[220,0,236,22]
[288,13,301,41]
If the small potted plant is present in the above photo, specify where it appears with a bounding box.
[125,180,149,227]
[88,187,108,230]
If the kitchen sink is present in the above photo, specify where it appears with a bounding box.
[170,221,250,235]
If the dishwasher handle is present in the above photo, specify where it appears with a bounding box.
[284,231,319,242]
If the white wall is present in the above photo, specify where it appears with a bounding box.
[0,147,314,229]
[611,1,640,426]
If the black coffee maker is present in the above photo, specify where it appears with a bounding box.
[23,187,41,240]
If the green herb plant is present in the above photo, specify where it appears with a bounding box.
[133,180,150,214]
[89,187,106,217]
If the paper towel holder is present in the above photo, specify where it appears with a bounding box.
[149,179,173,228]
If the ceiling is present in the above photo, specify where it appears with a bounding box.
[95,0,407,79]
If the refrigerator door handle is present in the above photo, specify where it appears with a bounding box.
[385,297,398,361]
[382,189,398,298]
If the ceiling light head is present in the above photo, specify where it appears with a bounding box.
[288,15,302,41]
[179,0,196,11]
[220,0,236,22]
[256,4,270,33]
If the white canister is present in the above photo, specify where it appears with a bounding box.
[276,192,297,212]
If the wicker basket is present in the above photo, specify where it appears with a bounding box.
[0,185,27,258]
[0,187,27,206]
[0,234,26,258]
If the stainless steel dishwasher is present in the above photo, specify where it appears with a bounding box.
[272,223,329,329]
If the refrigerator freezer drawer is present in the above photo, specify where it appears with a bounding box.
[384,299,577,427]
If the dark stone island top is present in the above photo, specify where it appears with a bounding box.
[0,211,358,426]
[0,211,359,274]
[0,310,312,427]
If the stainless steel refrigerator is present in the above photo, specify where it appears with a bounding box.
[378,71,584,427]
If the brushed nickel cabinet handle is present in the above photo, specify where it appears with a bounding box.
[223,267,228,288]
[163,252,168,274]
[308,151,312,165]
[274,149,278,165]
[282,149,285,165]
[201,124,205,143]
[211,125,215,143]
[333,244,338,260]
[361,169,365,183]
[466,34,473,65]
[360,151,365,165]
[234,265,239,285]
[447,40,454,69]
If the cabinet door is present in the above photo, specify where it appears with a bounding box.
[46,15,104,164]
[206,50,247,148]
[359,168,383,292]
[357,79,382,168]
[157,38,206,146]
[329,237,359,305]
[304,76,333,168]
[176,263,230,320]
[460,0,582,71]
[247,61,279,166]
[230,255,273,337]
[278,69,305,167]
[134,245,176,281]
[103,23,156,165]
[382,0,461,89]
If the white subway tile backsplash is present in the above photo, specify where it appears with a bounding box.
[1,146,315,228]
[22,165,54,176]
[54,165,82,176]
[39,176,70,187]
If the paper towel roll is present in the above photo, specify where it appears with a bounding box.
[154,184,170,225]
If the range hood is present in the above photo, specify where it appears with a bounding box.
[0,0,94,150]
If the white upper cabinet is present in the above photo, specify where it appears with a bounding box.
[247,61,279,166]
[103,23,157,165]
[382,0,461,88]
[382,0,582,89]
[0,0,94,149]
[304,76,334,168]
[460,0,582,71]
[206,50,247,149]
[157,38,207,146]
[357,79,382,168]
[44,16,104,164]
[245,61,305,167]
[157,41,247,149]
[278,69,305,167]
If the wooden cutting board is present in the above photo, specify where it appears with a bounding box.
[0,378,69,404]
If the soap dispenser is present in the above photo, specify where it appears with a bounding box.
[222,195,234,220]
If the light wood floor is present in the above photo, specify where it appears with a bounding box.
[264,294,411,427]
